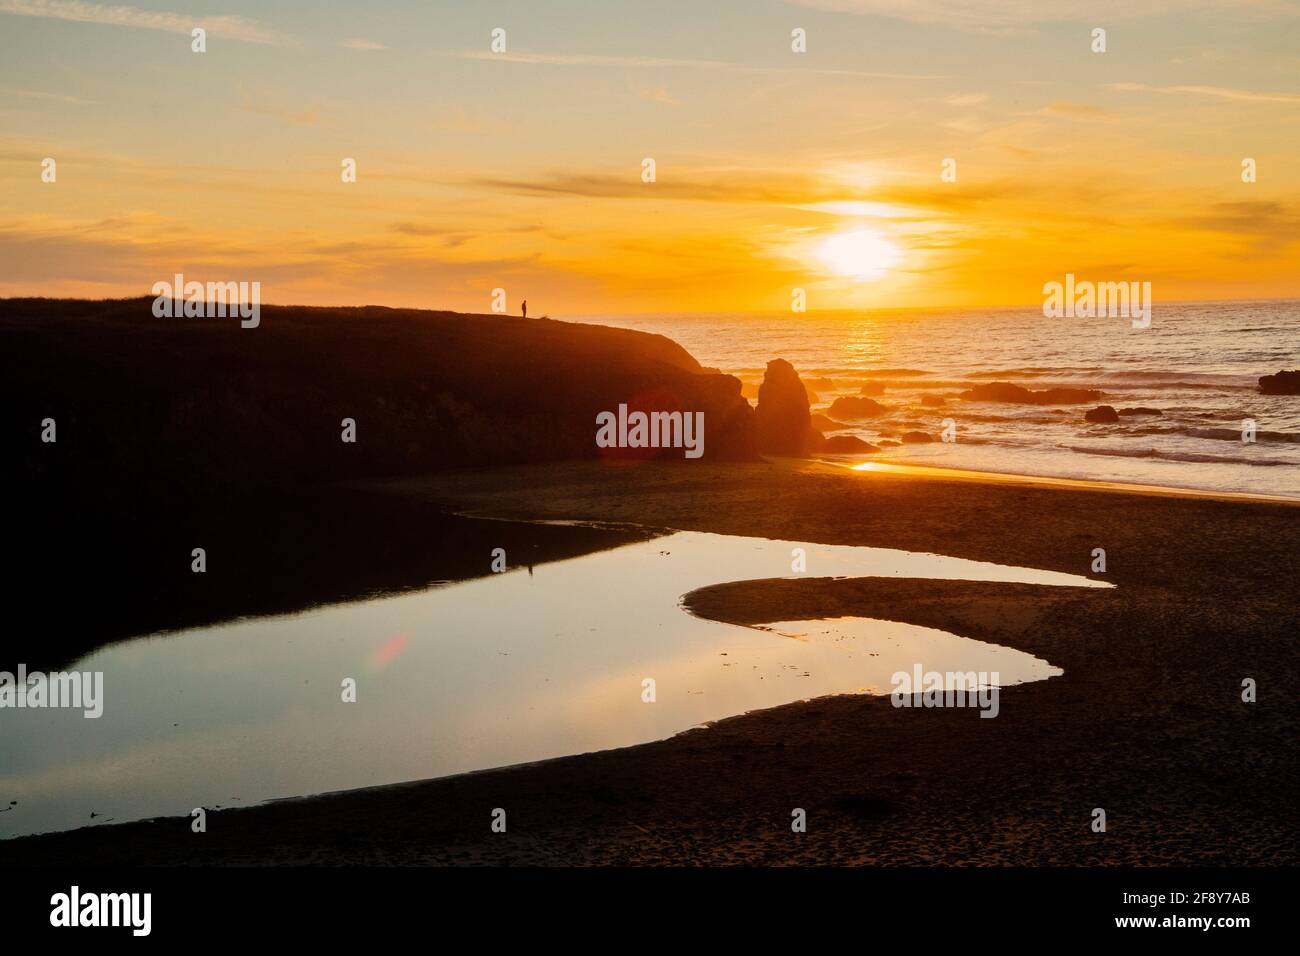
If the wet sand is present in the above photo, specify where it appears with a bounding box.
[3,459,1297,865]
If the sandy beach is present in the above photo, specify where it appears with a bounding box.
[5,459,1295,866]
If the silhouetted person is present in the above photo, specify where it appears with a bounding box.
[521,299,527,319]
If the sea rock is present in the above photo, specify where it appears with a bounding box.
[1118,407,1162,416]
[683,374,760,460]
[1259,370,1300,395]
[754,358,813,456]
[959,381,1103,405]
[744,377,819,405]
[900,431,933,444]
[1085,405,1120,423]
[860,382,886,396]
[819,435,881,454]
[810,413,846,431]
[920,394,946,407]
[828,396,889,419]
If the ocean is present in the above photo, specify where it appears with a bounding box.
[575,300,1300,498]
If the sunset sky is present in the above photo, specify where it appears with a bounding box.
[2,0,1298,314]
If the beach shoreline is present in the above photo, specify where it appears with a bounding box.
[4,459,1295,865]
[829,458,1300,505]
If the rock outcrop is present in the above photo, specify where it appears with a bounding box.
[1259,370,1300,395]
[818,435,881,454]
[1085,405,1120,423]
[0,297,762,502]
[828,396,889,419]
[754,358,815,456]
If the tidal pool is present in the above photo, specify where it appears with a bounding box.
[0,523,1109,838]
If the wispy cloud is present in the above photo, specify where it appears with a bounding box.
[1108,82,1300,104]
[784,0,1297,31]
[469,167,1021,222]
[0,0,292,46]
[339,38,385,51]
[472,169,831,205]
[389,222,473,248]
[3,86,98,105]
[446,50,945,81]
[1171,200,1300,254]
[1040,100,1110,118]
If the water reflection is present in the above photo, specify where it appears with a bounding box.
[0,523,1109,838]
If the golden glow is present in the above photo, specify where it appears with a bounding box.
[1,4,1297,311]
[814,229,902,280]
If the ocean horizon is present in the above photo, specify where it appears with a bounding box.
[576,300,1300,498]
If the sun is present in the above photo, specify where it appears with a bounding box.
[814,228,902,280]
